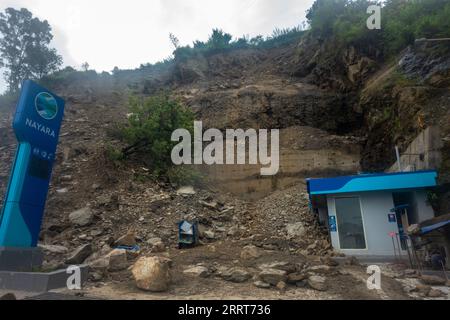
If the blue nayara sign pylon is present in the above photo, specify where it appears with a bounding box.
[0,80,65,247]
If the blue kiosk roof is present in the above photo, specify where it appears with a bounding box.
[307,170,438,196]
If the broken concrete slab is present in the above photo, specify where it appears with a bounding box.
[0,265,89,292]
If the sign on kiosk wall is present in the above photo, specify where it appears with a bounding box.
[0,80,65,247]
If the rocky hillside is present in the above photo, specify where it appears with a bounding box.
[0,29,449,300]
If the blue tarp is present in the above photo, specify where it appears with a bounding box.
[421,220,450,235]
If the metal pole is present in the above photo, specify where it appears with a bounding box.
[392,236,398,263]
[395,146,403,172]
[410,237,423,275]
[441,261,449,282]
[395,233,403,259]
[404,236,414,269]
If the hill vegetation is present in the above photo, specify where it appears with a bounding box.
[307,0,450,57]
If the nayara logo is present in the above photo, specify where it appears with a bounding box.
[35,92,58,120]
[25,118,56,138]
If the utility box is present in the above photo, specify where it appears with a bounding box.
[178,220,199,249]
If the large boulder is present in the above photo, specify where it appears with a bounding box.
[131,256,172,292]
[69,207,93,227]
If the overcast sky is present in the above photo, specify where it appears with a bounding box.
[0,0,315,93]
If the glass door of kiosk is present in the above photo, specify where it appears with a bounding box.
[335,197,367,250]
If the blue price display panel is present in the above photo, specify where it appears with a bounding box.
[0,80,65,247]
[329,216,337,232]
[388,213,397,223]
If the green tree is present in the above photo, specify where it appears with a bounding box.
[120,93,194,174]
[81,62,90,72]
[307,0,348,37]
[0,8,62,92]
[206,29,232,50]
[169,33,180,50]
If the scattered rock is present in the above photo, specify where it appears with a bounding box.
[69,207,94,227]
[90,229,103,237]
[344,256,360,266]
[258,268,287,286]
[96,194,113,206]
[131,256,172,292]
[412,283,432,297]
[60,175,73,182]
[276,281,287,292]
[177,186,196,196]
[149,200,167,212]
[259,261,297,273]
[227,226,241,237]
[321,256,339,267]
[420,275,447,286]
[204,230,215,240]
[287,273,307,284]
[38,244,69,254]
[65,244,93,265]
[286,222,306,238]
[90,272,104,282]
[254,281,271,289]
[221,267,252,283]
[404,269,418,277]
[308,265,334,275]
[338,269,350,276]
[240,245,262,260]
[199,200,219,210]
[107,249,128,271]
[428,288,446,298]
[114,230,137,247]
[307,275,328,291]
[0,293,16,300]
[183,266,210,278]
[147,237,166,253]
